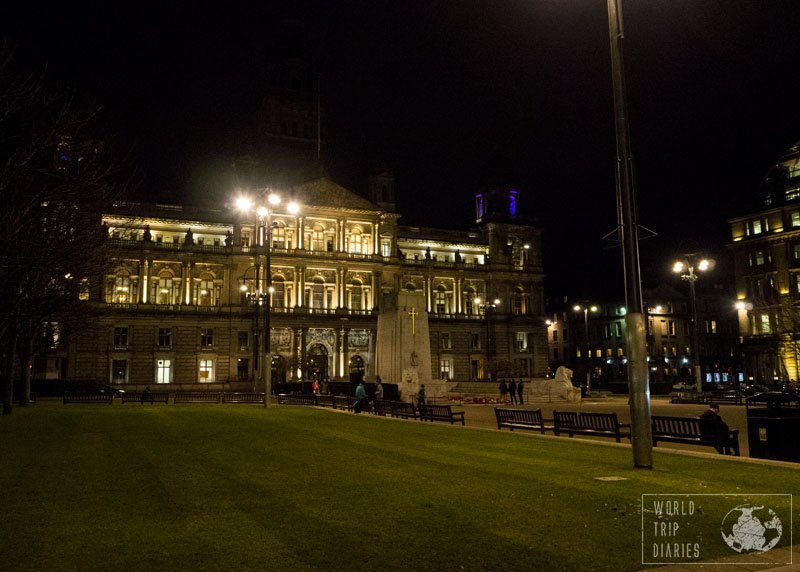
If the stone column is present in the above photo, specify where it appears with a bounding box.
[140,258,150,303]
[184,262,193,305]
[374,221,380,255]
[298,266,305,307]
[300,328,308,380]
[342,327,350,378]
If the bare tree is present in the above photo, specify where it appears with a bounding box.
[0,41,127,414]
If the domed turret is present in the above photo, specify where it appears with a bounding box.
[759,140,800,207]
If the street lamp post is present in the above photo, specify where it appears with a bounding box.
[236,193,299,406]
[476,297,501,381]
[673,256,712,393]
[606,0,652,468]
[573,304,598,391]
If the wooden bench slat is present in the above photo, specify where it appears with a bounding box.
[174,392,221,404]
[418,404,465,425]
[651,415,740,455]
[494,408,551,433]
[63,392,114,404]
[222,392,266,404]
[552,411,630,442]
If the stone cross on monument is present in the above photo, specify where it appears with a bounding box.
[407,307,417,335]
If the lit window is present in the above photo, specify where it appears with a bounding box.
[439,359,452,380]
[156,359,172,384]
[199,359,214,383]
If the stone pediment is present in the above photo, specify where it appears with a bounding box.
[290,177,381,213]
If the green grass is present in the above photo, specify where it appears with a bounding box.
[1,405,797,571]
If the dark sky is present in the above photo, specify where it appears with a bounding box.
[4,1,800,298]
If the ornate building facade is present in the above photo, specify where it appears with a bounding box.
[62,181,547,390]
[729,140,800,384]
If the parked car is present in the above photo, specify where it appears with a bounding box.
[671,382,695,391]
[738,383,771,396]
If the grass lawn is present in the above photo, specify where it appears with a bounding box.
[1,405,797,571]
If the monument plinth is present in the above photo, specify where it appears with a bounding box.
[376,291,432,402]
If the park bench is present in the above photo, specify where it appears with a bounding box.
[494,408,552,433]
[418,404,465,425]
[390,401,418,420]
[670,392,711,404]
[122,391,169,404]
[173,391,221,404]
[278,394,317,406]
[63,392,113,405]
[552,411,630,442]
[651,415,740,456]
[313,394,336,407]
[332,395,355,411]
[222,392,266,404]
[371,400,392,416]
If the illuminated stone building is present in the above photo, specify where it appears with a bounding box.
[729,140,800,384]
[65,182,547,390]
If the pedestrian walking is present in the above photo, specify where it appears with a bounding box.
[517,380,524,405]
[499,379,508,404]
[354,380,370,413]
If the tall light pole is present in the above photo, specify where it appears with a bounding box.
[573,304,598,391]
[673,256,712,393]
[476,297,501,381]
[606,0,652,468]
[236,193,299,406]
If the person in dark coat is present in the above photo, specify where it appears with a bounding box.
[499,380,508,404]
[699,404,739,455]
[508,380,517,404]
[517,380,524,405]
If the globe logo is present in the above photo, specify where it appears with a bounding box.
[721,505,782,553]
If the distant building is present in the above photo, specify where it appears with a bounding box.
[545,282,740,390]
[45,183,547,389]
[728,140,800,384]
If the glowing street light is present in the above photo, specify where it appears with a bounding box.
[573,304,599,391]
[234,191,300,405]
[673,254,714,392]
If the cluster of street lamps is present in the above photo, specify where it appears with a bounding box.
[672,255,714,392]
[573,304,598,391]
[235,192,300,405]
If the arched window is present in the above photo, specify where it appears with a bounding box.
[196,272,217,306]
[154,270,177,305]
[435,285,447,315]
[405,282,416,292]
[463,287,477,316]
[311,224,325,251]
[348,227,362,254]
[511,286,528,316]
[107,269,135,303]
[349,355,365,374]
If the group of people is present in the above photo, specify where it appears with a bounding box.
[498,379,525,405]
[353,376,384,413]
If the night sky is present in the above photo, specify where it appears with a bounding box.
[4,1,800,298]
